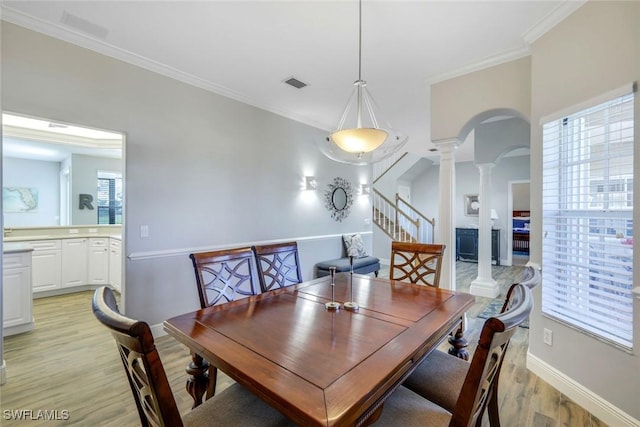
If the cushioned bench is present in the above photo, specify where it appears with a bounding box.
[315,256,380,278]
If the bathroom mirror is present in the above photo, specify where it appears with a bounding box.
[324,177,353,222]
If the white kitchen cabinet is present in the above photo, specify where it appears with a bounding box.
[31,240,62,293]
[109,238,122,292]
[61,238,88,288]
[3,250,34,336]
[88,238,109,285]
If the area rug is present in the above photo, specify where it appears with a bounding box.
[477,298,529,329]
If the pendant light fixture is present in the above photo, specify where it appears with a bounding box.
[318,0,407,165]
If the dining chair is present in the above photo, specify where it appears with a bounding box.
[189,247,261,398]
[520,263,542,289]
[374,283,533,426]
[389,242,446,287]
[252,242,303,293]
[91,286,293,427]
[189,247,261,308]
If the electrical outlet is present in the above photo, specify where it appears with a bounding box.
[543,328,553,346]
[140,225,149,238]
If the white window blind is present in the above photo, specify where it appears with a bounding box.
[542,89,634,350]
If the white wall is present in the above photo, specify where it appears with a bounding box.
[1,22,373,326]
[2,156,60,226]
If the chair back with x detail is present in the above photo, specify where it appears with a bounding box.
[92,286,293,427]
[93,286,185,426]
[389,283,533,427]
[189,247,261,308]
[252,242,303,293]
[390,242,446,287]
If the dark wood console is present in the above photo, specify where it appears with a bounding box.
[456,228,500,266]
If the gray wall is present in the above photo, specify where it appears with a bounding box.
[1,22,373,326]
[474,117,530,164]
[405,155,531,263]
[2,156,60,226]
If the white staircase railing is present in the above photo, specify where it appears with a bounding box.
[373,151,407,183]
[372,189,435,243]
[396,194,435,244]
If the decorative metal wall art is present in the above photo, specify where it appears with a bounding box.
[324,177,353,222]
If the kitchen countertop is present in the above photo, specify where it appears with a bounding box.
[3,242,35,253]
[4,234,121,243]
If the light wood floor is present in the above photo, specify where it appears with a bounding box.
[0,263,605,426]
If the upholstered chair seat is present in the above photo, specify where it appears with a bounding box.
[92,286,294,427]
[374,283,533,427]
[374,386,452,426]
[401,349,468,412]
[182,382,295,426]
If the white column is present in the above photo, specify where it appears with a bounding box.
[433,138,460,291]
[470,163,500,298]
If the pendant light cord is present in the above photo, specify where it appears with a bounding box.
[358,0,362,81]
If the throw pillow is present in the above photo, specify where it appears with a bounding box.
[343,234,367,258]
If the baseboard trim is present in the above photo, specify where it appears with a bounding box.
[527,352,639,427]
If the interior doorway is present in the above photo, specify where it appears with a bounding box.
[2,112,126,297]
[507,180,530,266]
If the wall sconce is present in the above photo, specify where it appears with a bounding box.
[360,184,370,195]
[305,176,317,191]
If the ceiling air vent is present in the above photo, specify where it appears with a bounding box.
[284,77,308,89]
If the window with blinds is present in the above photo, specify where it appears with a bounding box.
[542,87,634,350]
[97,171,122,225]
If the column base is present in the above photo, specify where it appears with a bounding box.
[470,277,500,298]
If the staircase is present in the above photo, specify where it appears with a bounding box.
[372,188,435,243]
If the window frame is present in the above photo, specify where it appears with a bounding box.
[541,85,635,351]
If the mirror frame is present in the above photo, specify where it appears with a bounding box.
[324,177,353,222]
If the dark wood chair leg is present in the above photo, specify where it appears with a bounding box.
[185,352,210,408]
[448,324,469,360]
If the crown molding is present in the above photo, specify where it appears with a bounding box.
[522,0,587,44]
[0,6,330,132]
[427,0,586,86]
[426,45,531,86]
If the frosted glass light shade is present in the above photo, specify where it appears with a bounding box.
[330,128,388,153]
[317,81,408,165]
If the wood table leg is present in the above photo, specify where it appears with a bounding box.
[185,352,210,409]
[448,324,469,360]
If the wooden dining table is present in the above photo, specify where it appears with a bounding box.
[164,273,475,427]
